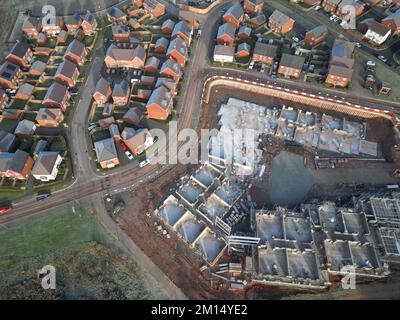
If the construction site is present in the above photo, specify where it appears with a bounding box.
[106,81,400,299]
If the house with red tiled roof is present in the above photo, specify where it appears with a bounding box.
[93,77,112,104]
[222,3,244,28]
[167,36,189,67]
[81,11,97,35]
[64,40,87,65]
[6,42,33,68]
[216,22,236,46]
[268,10,295,35]
[160,58,182,83]
[22,16,41,39]
[55,59,79,88]
[42,82,70,111]
[146,85,173,120]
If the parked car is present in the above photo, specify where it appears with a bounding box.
[354,42,361,48]
[292,36,299,43]
[70,88,79,96]
[378,55,388,63]
[125,150,134,160]
[366,60,376,67]
[5,89,16,94]
[139,159,150,168]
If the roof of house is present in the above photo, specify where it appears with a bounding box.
[17,83,35,97]
[94,137,118,162]
[55,59,78,79]
[167,36,188,57]
[144,0,164,10]
[65,40,86,57]
[14,119,36,135]
[57,30,68,39]
[253,42,278,57]
[217,22,236,40]
[112,80,129,98]
[360,18,391,37]
[383,9,400,27]
[82,11,96,25]
[238,26,252,36]
[122,127,151,147]
[279,53,305,70]
[155,77,177,91]
[328,64,354,78]
[247,0,263,5]
[172,21,192,39]
[332,38,355,59]
[250,13,267,25]
[32,151,60,175]
[269,9,294,26]
[237,42,251,53]
[29,60,47,73]
[223,3,244,21]
[43,82,68,103]
[95,77,111,97]
[146,85,172,110]
[112,24,130,36]
[307,24,328,38]
[0,132,17,152]
[0,61,20,81]
[109,123,120,137]
[160,58,182,75]
[8,42,30,59]
[162,19,175,31]
[107,7,126,19]
[123,107,143,125]
[155,37,169,48]
[36,108,63,121]
[144,56,160,70]
[64,13,82,25]
[33,139,47,155]
[106,44,146,62]
[22,16,40,29]
[0,150,31,174]
[214,45,235,56]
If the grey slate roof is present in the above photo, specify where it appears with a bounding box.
[94,138,118,162]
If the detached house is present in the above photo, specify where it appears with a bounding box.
[326,39,355,87]
[43,82,70,111]
[55,59,79,88]
[144,56,161,73]
[42,16,64,36]
[0,150,34,180]
[222,3,244,28]
[305,25,328,47]
[112,24,131,42]
[65,40,87,66]
[0,88,9,110]
[64,13,82,32]
[238,26,252,40]
[36,108,64,127]
[155,37,169,53]
[107,7,128,24]
[94,138,120,169]
[336,0,364,18]
[382,9,400,36]
[15,83,34,100]
[171,21,192,46]
[235,42,251,57]
[31,152,63,182]
[112,80,130,106]
[213,45,235,63]
[105,44,146,69]
[143,0,165,18]
[146,84,174,120]
[160,58,182,83]
[252,42,278,65]
[6,42,33,68]
[29,60,47,76]
[123,107,143,126]
[244,0,264,15]
[122,128,154,155]
[217,22,236,46]
[162,19,175,34]
[81,11,97,35]
[268,10,295,35]
[22,16,41,39]
[322,0,342,13]
[0,62,22,89]
[167,36,189,67]
[278,53,305,79]
[358,19,391,46]
[93,77,112,104]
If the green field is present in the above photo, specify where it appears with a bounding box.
[0,203,168,299]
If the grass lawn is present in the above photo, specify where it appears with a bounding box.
[0,190,25,203]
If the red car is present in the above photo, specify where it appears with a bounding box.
[120,142,128,152]
[0,207,12,216]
